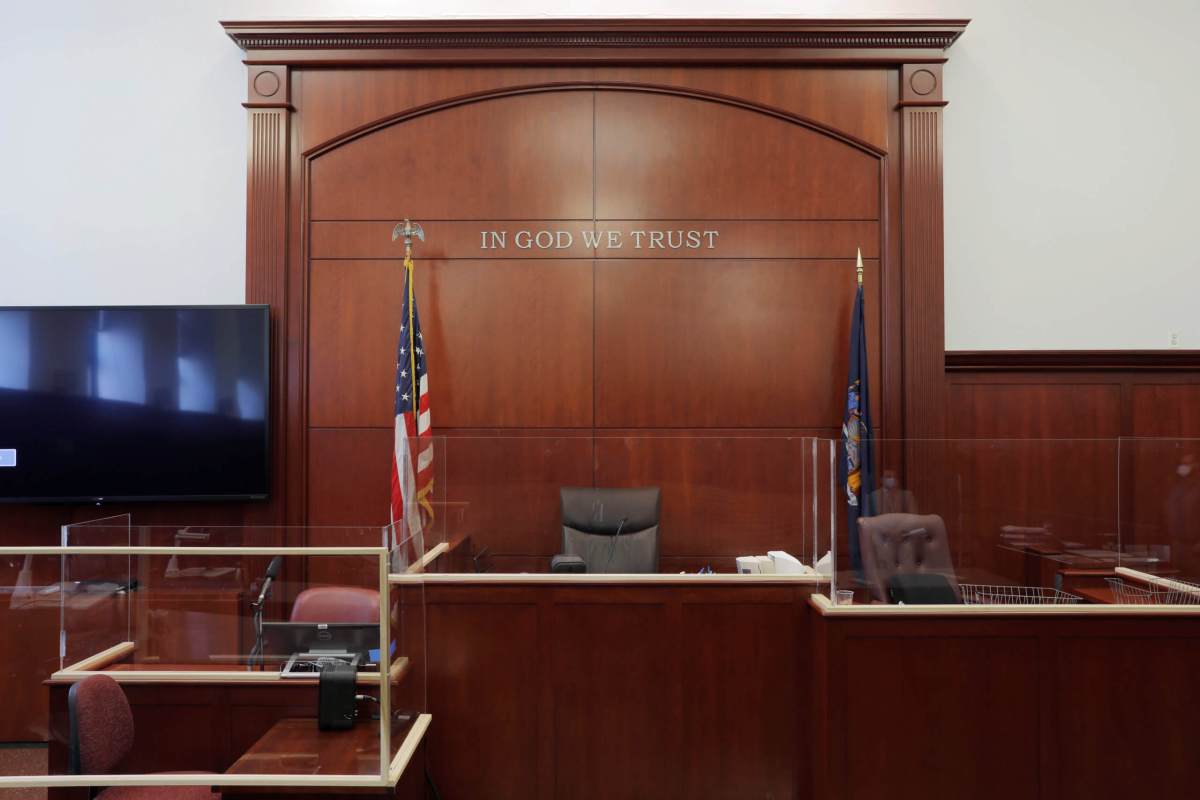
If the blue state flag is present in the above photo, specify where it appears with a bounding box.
[839,253,873,575]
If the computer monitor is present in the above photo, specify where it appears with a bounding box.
[261,621,380,667]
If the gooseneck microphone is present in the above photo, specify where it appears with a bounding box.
[254,556,283,608]
[248,556,283,671]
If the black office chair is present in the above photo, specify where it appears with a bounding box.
[553,487,661,573]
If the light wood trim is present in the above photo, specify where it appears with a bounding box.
[389,656,411,685]
[377,552,390,782]
[59,641,135,673]
[389,572,829,585]
[0,774,390,789]
[49,669,383,685]
[388,713,431,786]
[406,541,449,573]
[1115,566,1200,599]
[810,593,1200,616]
[0,546,387,556]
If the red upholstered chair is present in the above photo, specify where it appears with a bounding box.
[68,674,217,799]
[289,586,380,623]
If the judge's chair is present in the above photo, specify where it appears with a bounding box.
[553,487,661,573]
[858,513,961,603]
[68,673,218,799]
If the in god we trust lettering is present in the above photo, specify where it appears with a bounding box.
[479,229,720,250]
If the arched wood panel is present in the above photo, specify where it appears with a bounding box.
[310,91,595,221]
[304,87,885,567]
[594,90,879,219]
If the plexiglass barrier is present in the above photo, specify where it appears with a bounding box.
[0,521,429,789]
[825,438,1200,607]
[433,434,826,575]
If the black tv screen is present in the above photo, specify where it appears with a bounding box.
[0,305,269,502]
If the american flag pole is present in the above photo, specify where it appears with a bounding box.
[389,219,433,570]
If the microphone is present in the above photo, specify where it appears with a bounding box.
[254,556,282,608]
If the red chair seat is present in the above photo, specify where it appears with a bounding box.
[97,784,217,800]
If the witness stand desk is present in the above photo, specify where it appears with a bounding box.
[810,591,1200,800]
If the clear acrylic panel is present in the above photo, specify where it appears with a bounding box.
[63,525,390,672]
[827,438,1152,606]
[388,569,426,774]
[0,529,425,789]
[0,553,67,741]
[60,514,132,669]
[1115,437,1200,603]
[439,434,822,574]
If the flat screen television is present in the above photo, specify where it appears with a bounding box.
[0,305,269,502]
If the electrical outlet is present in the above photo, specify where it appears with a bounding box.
[1169,332,1181,348]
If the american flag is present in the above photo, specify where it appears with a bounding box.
[390,251,434,560]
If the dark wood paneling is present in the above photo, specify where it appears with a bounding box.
[308,430,601,561]
[594,91,879,220]
[947,383,1122,438]
[122,686,229,773]
[310,90,595,221]
[945,368,1200,583]
[595,259,880,428]
[947,350,1200,372]
[1054,635,1200,797]
[1,566,60,741]
[426,600,540,799]
[842,634,1041,799]
[816,612,1200,800]
[423,583,810,799]
[1128,385,1200,574]
[593,433,823,559]
[680,598,799,798]
[1131,383,1200,434]
[294,65,893,156]
[595,67,891,151]
[942,383,1123,579]
[309,259,594,429]
[307,428,391,527]
[442,434,594,558]
[551,598,677,799]
[47,681,321,778]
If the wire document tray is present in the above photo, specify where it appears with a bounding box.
[959,584,1082,605]
[1106,577,1200,605]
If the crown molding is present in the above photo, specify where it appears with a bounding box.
[946,350,1200,373]
[220,18,969,66]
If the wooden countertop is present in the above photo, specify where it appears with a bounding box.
[392,572,828,585]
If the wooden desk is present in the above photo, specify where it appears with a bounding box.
[223,717,427,799]
[1075,585,1118,604]
[46,665,426,800]
[228,718,387,777]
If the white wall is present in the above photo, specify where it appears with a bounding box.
[1,0,1197,349]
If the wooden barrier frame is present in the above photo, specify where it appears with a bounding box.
[0,543,427,790]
